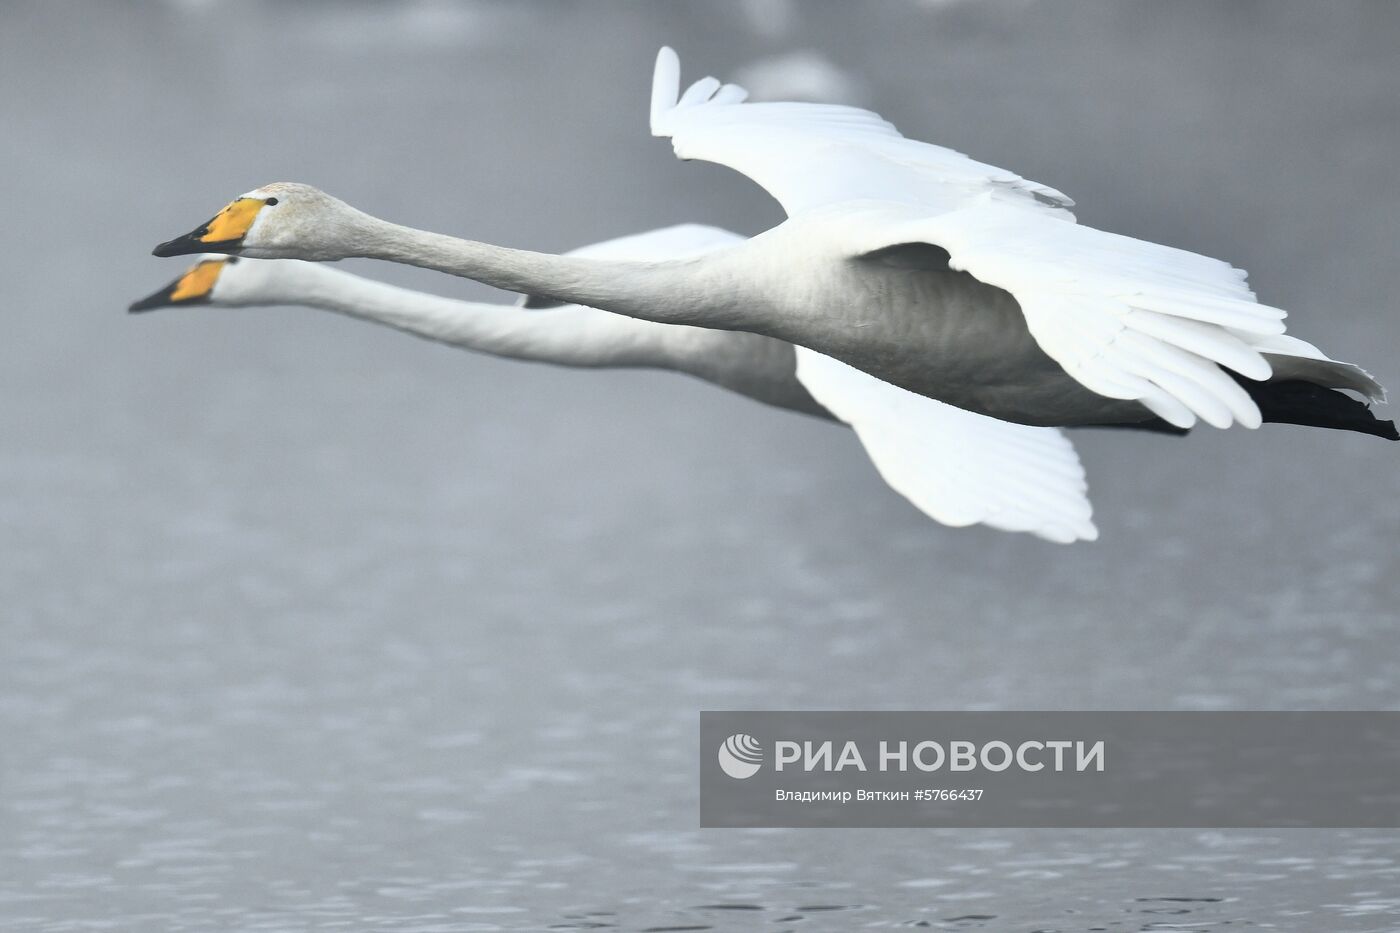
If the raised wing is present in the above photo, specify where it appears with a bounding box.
[650,46,1074,220]
[650,47,1323,431]
[850,202,1292,429]
[794,347,1097,544]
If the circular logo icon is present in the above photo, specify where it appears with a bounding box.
[718,733,763,779]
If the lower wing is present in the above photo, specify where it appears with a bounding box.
[794,348,1097,543]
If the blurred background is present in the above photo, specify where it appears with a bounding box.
[2,1,1398,930]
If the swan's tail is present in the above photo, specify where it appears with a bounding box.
[1233,372,1397,440]
[1222,336,1390,439]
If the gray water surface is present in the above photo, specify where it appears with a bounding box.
[2,2,1399,930]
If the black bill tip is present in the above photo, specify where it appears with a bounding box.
[128,262,224,314]
[128,282,176,313]
[128,276,201,313]
[152,232,205,258]
[152,229,244,258]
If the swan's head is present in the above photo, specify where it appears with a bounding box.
[129,254,309,313]
[152,183,363,261]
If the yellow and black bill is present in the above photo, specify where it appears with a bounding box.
[128,257,236,313]
[152,196,268,258]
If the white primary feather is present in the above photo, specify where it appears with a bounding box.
[793,348,1097,544]
[649,46,1368,431]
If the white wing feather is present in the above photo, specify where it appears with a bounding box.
[651,47,1074,220]
[794,348,1097,544]
[649,47,1368,431]
[855,202,1288,429]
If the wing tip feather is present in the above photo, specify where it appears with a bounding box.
[1036,521,1099,544]
[651,46,681,134]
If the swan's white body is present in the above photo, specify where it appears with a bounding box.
[137,225,1098,542]
[147,47,1393,541]
[154,47,1383,431]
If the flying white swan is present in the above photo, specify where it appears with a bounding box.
[131,226,1098,542]
[150,47,1392,443]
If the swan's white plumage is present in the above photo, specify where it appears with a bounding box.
[150,48,1394,543]
[581,223,1098,543]
[793,349,1096,543]
[648,45,1356,431]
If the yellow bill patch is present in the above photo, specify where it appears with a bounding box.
[200,197,264,243]
[169,259,226,302]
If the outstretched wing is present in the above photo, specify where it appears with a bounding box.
[650,46,1073,220]
[847,202,1287,429]
[794,347,1097,544]
[648,47,1333,431]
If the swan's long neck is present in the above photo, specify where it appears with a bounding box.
[348,217,753,331]
[274,262,681,368]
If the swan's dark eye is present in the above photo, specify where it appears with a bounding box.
[265,197,279,206]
